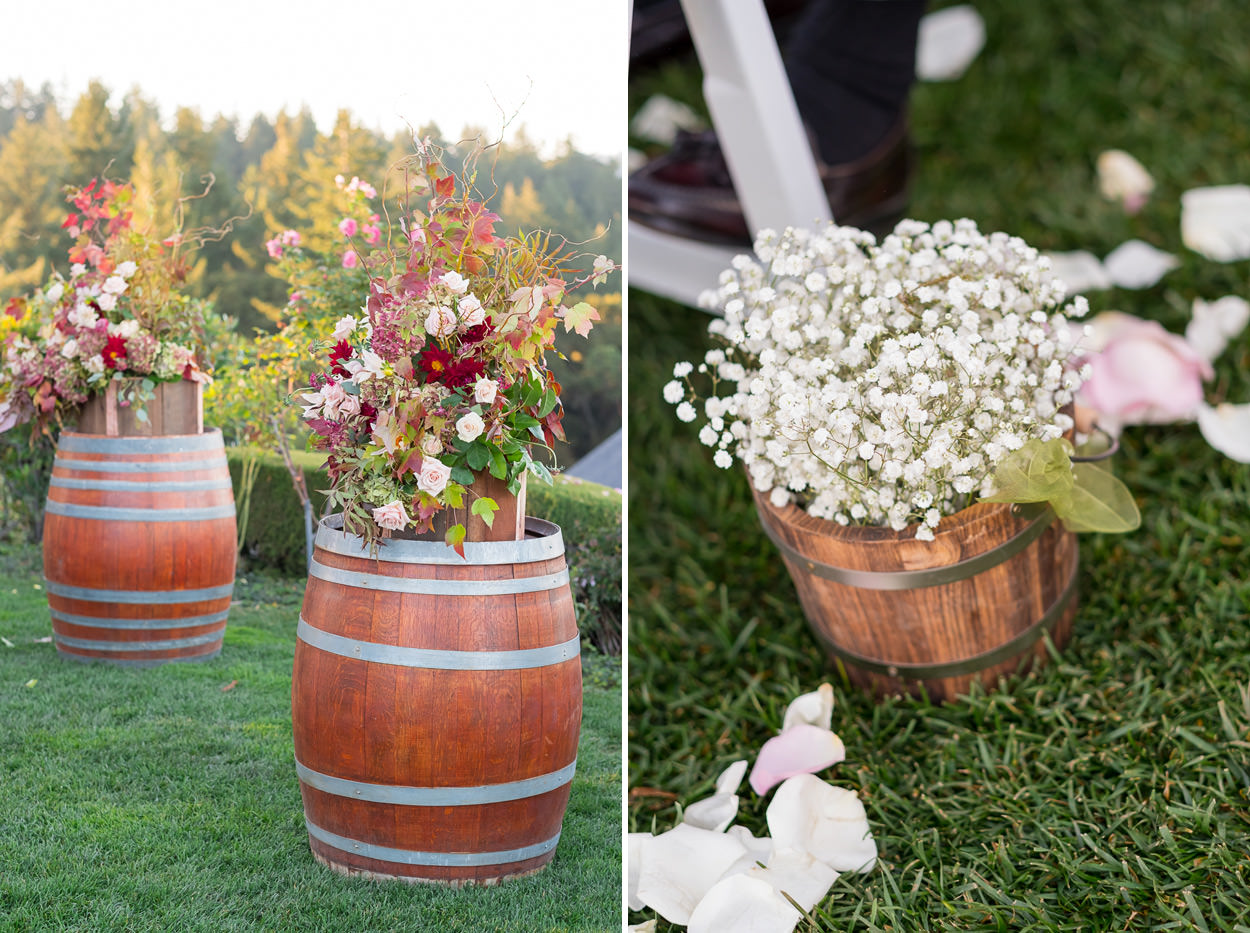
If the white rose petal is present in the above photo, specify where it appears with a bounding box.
[766,774,877,873]
[635,823,748,925]
[1196,402,1250,462]
[687,875,801,933]
[1185,296,1250,363]
[682,760,749,834]
[1181,185,1250,262]
[916,5,986,81]
[1045,250,1112,293]
[781,683,834,732]
[749,846,840,913]
[627,832,648,911]
[1102,240,1180,289]
[331,315,357,341]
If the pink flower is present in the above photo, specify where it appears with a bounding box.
[363,224,381,245]
[338,218,358,238]
[372,500,410,531]
[280,229,302,246]
[417,457,452,496]
[342,250,359,269]
[1078,312,1213,429]
[265,238,283,259]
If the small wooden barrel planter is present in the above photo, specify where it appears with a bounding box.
[291,513,583,885]
[752,488,1079,702]
[42,381,237,666]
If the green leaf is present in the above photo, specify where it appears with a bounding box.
[465,443,490,471]
[134,408,149,424]
[527,459,554,485]
[445,523,467,559]
[1053,462,1141,533]
[444,482,465,509]
[471,496,498,528]
[450,465,474,486]
[537,388,559,418]
[489,446,507,480]
[982,438,1075,504]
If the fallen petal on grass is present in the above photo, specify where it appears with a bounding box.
[1181,184,1250,261]
[1185,296,1250,363]
[767,775,877,873]
[916,5,986,81]
[1097,150,1155,213]
[1196,402,1250,462]
[1045,250,1112,293]
[750,724,846,795]
[1102,240,1180,289]
[687,875,802,933]
[781,683,834,732]
[636,822,749,925]
[749,847,840,914]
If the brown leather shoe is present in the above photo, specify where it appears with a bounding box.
[629,117,913,244]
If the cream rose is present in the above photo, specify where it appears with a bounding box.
[372,500,410,531]
[473,377,498,405]
[425,305,457,338]
[456,411,485,442]
[417,458,452,496]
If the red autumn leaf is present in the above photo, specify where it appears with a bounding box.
[434,173,456,199]
[221,680,238,692]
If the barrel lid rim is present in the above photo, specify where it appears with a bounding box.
[315,513,565,564]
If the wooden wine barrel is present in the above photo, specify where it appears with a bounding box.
[753,489,1079,702]
[292,514,583,885]
[42,429,237,666]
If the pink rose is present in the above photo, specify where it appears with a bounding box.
[342,250,359,269]
[417,458,452,496]
[372,500,410,531]
[265,238,283,259]
[338,218,358,238]
[1078,312,1213,428]
[280,229,301,246]
[363,224,381,245]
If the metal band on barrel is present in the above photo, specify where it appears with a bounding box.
[56,430,224,455]
[814,565,1079,680]
[49,476,232,492]
[52,630,224,652]
[295,759,577,806]
[53,457,228,474]
[297,617,579,670]
[44,581,234,604]
[50,609,230,630]
[315,515,565,566]
[308,558,568,596]
[304,818,560,867]
[45,500,236,522]
[760,503,1054,591]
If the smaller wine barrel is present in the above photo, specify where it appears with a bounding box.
[43,429,237,666]
[292,515,583,886]
[753,489,1079,702]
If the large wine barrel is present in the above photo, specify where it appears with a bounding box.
[292,514,583,886]
[753,489,1079,702]
[42,428,237,666]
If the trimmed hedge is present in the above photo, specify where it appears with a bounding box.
[225,447,623,652]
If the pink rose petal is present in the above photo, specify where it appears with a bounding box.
[749,724,846,795]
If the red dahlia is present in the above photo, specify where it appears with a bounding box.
[101,334,128,370]
[417,346,454,383]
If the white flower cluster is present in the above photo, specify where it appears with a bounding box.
[665,219,1090,540]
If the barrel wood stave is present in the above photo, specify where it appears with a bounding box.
[754,490,1079,701]
[43,429,236,665]
[292,515,582,885]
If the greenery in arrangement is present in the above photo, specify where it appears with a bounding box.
[0,178,218,433]
[629,0,1250,929]
[0,537,621,932]
[291,144,615,550]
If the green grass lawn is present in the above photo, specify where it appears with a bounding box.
[628,1,1250,929]
[0,540,621,933]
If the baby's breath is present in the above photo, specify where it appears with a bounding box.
[668,220,1087,539]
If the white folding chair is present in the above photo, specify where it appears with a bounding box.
[628,0,833,306]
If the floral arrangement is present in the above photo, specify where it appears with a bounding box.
[0,179,212,434]
[666,219,1138,540]
[628,684,875,932]
[297,149,614,551]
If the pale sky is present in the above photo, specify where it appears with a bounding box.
[2,0,627,158]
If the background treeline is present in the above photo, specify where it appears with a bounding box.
[0,78,621,464]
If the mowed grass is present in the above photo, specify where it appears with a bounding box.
[628,0,1250,930]
[0,541,621,933]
